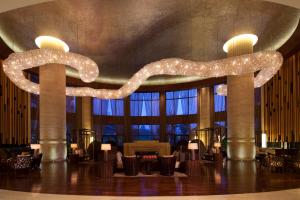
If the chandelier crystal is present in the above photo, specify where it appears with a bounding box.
[2,49,283,99]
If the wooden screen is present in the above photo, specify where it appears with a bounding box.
[263,51,300,142]
[0,60,30,144]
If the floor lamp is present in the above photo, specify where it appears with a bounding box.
[188,143,198,161]
[101,144,111,162]
[30,144,40,157]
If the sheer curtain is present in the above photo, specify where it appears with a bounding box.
[93,98,101,115]
[214,85,226,112]
[116,100,124,116]
[101,99,109,115]
[174,91,180,115]
[130,92,159,116]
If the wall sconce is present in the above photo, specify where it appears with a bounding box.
[101,144,111,161]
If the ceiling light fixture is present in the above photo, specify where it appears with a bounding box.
[223,34,258,53]
[35,36,70,52]
[2,48,282,99]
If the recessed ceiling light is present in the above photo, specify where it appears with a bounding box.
[35,35,69,52]
[223,34,258,53]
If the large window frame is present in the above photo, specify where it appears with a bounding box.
[130,92,160,116]
[131,124,160,141]
[93,98,124,116]
[166,88,198,116]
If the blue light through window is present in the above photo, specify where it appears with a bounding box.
[166,88,197,116]
[130,92,159,116]
[66,96,76,113]
[167,123,197,145]
[131,124,160,140]
[93,98,124,116]
[214,85,226,112]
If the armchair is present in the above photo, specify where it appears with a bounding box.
[122,156,139,176]
[8,155,32,175]
[159,156,176,176]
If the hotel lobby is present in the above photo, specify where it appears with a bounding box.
[1,0,300,199]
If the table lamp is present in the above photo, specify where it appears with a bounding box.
[214,142,221,154]
[70,143,78,154]
[188,142,198,160]
[30,144,40,157]
[101,144,111,161]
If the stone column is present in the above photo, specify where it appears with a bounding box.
[81,97,92,130]
[227,37,255,160]
[39,43,66,162]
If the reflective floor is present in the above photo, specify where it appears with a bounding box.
[0,161,300,196]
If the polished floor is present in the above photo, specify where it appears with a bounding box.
[0,161,300,196]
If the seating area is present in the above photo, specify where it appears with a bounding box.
[0,147,42,175]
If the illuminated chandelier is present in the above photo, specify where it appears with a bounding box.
[2,48,283,99]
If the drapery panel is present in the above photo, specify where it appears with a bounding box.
[130,92,160,116]
[93,98,124,116]
[214,85,226,112]
[166,88,197,116]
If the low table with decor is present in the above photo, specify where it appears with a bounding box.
[139,155,158,175]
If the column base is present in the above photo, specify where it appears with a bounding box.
[227,140,256,161]
[40,140,67,162]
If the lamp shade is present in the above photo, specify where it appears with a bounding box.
[188,143,198,150]
[30,144,40,150]
[70,143,78,149]
[101,144,111,151]
[262,133,267,148]
[214,142,221,148]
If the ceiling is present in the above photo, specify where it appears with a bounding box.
[0,0,299,85]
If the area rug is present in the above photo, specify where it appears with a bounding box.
[113,171,187,177]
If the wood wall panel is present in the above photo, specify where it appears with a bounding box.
[0,60,29,144]
[263,51,300,142]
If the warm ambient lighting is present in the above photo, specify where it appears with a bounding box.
[188,143,198,150]
[101,144,111,151]
[223,34,258,53]
[2,48,283,99]
[214,142,221,148]
[70,143,78,149]
[30,144,40,150]
[217,34,259,96]
[35,36,70,52]
[101,144,111,162]
[261,133,267,148]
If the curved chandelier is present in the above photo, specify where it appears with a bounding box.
[2,49,282,99]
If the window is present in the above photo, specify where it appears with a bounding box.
[166,88,197,116]
[31,119,39,144]
[214,121,226,127]
[167,123,197,145]
[93,98,124,116]
[130,92,159,116]
[31,94,39,108]
[131,124,160,141]
[66,96,76,113]
[93,124,124,146]
[214,85,226,112]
